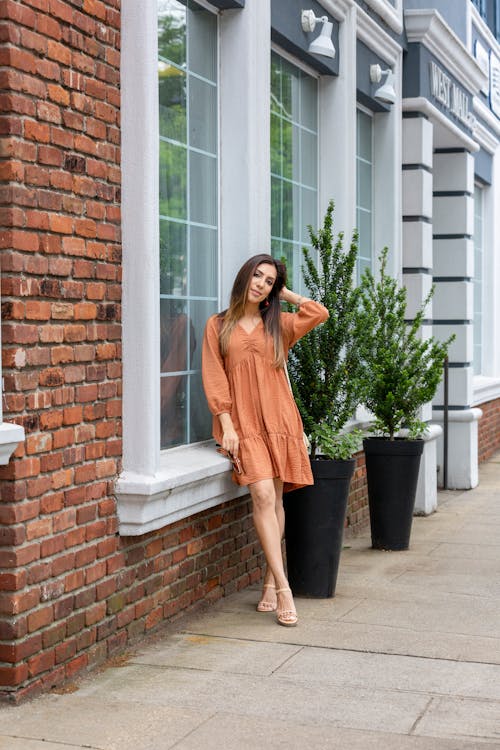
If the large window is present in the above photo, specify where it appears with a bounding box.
[356,108,373,284]
[270,52,318,292]
[158,0,218,448]
[473,186,484,374]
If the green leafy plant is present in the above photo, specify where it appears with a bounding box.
[287,200,365,460]
[357,247,454,440]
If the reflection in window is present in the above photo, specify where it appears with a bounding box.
[473,186,484,375]
[270,53,318,292]
[356,109,373,284]
[158,0,217,448]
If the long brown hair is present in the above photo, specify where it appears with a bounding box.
[219,254,287,367]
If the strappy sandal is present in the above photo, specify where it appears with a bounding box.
[256,583,277,612]
[275,587,298,627]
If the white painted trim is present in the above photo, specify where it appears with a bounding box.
[115,442,248,535]
[433,407,483,424]
[470,5,500,58]
[402,97,480,153]
[473,96,500,141]
[121,0,160,478]
[319,0,354,24]
[473,113,499,154]
[472,376,500,406]
[0,422,25,465]
[356,5,402,65]
[404,9,487,95]
[360,0,403,35]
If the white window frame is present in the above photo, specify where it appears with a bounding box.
[117,0,270,535]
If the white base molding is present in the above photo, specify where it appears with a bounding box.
[115,442,248,536]
[414,423,442,516]
[433,408,483,490]
[0,422,25,465]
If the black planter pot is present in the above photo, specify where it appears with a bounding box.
[363,437,424,551]
[284,458,355,598]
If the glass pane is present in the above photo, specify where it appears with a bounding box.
[158,0,186,66]
[357,256,372,284]
[357,110,372,161]
[282,119,293,181]
[160,140,187,219]
[301,129,317,188]
[189,76,216,153]
[282,181,293,240]
[187,3,216,82]
[291,124,300,182]
[160,219,187,295]
[300,75,317,131]
[271,177,282,237]
[190,299,217,371]
[271,238,282,261]
[189,151,217,225]
[159,66,186,143]
[189,371,212,443]
[301,187,316,242]
[357,209,372,264]
[281,242,295,285]
[160,298,188,373]
[270,113,282,175]
[161,373,187,448]
[271,56,281,113]
[280,62,293,119]
[190,226,217,297]
[357,160,372,210]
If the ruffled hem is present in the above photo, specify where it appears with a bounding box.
[230,432,313,493]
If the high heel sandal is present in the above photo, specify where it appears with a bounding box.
[275,587,298,627]
[256,583,277,612]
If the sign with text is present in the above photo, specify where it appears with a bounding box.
[490,53,500,119]
[429,61,474,130]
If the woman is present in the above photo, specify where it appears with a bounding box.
[202,254,328,626]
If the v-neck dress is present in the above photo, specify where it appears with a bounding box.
[202,301,329,492]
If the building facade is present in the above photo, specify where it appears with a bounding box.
[0,0,498,700]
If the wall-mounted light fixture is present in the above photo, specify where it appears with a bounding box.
[301,9,336,59]
[370,64,396,104]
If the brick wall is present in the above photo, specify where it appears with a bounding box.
[344,451,369,537]
[0,0,371,703]
[478,398,500,464]
[0,0,124,701]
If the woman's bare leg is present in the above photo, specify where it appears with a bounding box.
[250,478,296,622]
[257,479,284,609]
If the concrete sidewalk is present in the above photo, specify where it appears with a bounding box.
[1,456,500,750]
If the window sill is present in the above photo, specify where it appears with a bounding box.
[115,441,248,536]
[0,422,25,465]
[472,375,500,407]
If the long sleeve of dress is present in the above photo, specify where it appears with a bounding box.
[202,315,232,416]
[281,300,329,350]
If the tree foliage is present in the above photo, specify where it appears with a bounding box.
[357,247,454,440]
[288,201,364,459]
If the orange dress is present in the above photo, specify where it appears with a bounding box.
[202,301,329,492]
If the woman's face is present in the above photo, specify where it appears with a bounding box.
[247,262,277,305]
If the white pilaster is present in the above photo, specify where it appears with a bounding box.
[219,3,271,302]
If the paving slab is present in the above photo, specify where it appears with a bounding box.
[171,712,497,750]
[74,663,431,735]
[0,696,210,750]
[415,695,500,744]
[131,632,301,675]
[275,646,500,701]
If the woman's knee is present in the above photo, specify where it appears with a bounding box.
[250,480,276,513]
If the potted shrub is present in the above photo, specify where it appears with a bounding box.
[284,200,364,597]
[357,247,454,550]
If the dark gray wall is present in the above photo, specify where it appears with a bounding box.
[403,0,468,43]
[356,40,393,112]
[271,0,339,76]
